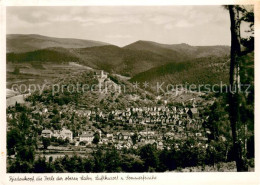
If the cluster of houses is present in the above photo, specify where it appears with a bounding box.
[7,70,209,151]
[39,103,209,150]
[41,128,73,141]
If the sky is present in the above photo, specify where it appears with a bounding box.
[7,6,232,47]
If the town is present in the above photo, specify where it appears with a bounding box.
[7,70,211,157]
[39,103,208,149]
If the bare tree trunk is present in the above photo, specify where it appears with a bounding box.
[228,5,248,171]
[225,144,229,161]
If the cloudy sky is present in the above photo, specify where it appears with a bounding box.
[7,6,231,46]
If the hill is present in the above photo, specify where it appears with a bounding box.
[7,47,80,63]
[26,70,156,111]
[124,41,186,60]
[7,34,110,53]
[130,56,230,93]
[69,45,177,76]
[6,36,231,78]
[7,45,176,77]
[124,40,230,59]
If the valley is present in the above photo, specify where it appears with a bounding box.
[6,34,254,173]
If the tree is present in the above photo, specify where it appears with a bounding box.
[7,128,22,156]
[104,147,122,172]
[92,132,100,144]
[33,156,53,173]
[158,147,177,171]
[139,144,159,171]
[226,5,254,171]
[120,154,144,172]
[13,66,20,74]
[8,160,32,173]
[16,145,35,163]
[19,112,31,131]
[131,132,138,145]
[93,148,106,172]
[42,137,51,150]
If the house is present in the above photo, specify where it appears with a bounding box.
[79,131,94,143]
[187,132,194,137]
[187,108,199,119]
[43,108,48,113]
[85,110,92,117]
[199,137,208,141]
[195,132,202,137]
[138,136,146,143]
[118,132,131,140]
[145,118,151,123]
[60,128,73,141]
[205,128,211,135]
[157,141,164,150]
[121,132,130,140]
[137,112,143,119]
[144,139,156,145]
[177,120,183,125]
[41,129,53,138]
[52,130,61,138]
[32,110,41,115]
[107,133,113,138]
[177,126,184,132]
[162,123,167,129]
[106,133,114,142]
[168,124,174,130]
[174,133,184,140]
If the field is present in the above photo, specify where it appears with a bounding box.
[6,94,26,107]
[6,61,96,107]
[7,62,91,88]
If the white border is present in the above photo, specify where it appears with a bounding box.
[0,0,259,185]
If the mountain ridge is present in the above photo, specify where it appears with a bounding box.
[124,40,230,59]
[7,34,111,53]
[7,34,230,53]
[7,34,231,78]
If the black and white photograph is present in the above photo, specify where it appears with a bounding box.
[1,1,259,184]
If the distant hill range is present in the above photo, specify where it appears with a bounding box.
[7,34,230,78]
[7,34,110,53]
[124,40,230,59]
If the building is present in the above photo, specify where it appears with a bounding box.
[187,108,199,119]
[79,131,94,143]
[118,132,131,140]
[41,129,53,138]
[60,128,73,141]
[97,70,108,83]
